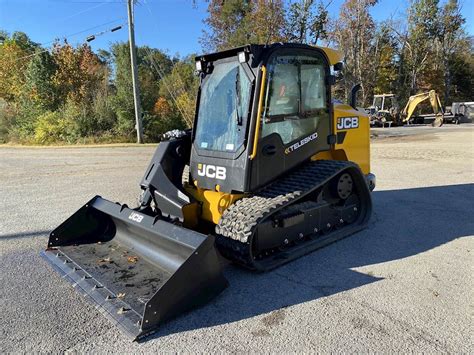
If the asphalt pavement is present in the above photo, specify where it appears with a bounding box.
[0,124,472,352]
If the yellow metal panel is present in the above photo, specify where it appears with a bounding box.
[311,150,334,160]
[313,103,370,174]
[333,103,370,174]
[184,185,244,224]
[312,149,348,162]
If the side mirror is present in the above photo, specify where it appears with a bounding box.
[350,84,361,109]
[334,62,344,71]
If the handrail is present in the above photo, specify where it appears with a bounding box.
[250,66,267,160]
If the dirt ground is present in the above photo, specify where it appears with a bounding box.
[0,124,472,352]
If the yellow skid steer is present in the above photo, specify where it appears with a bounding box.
[42,43,375,339]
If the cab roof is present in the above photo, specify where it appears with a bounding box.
[313,46,344,66]
[196,43,343,67]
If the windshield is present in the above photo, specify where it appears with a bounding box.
[373,97,383,110]
[195,60,251,152]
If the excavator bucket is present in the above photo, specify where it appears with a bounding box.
[41,196,228,340]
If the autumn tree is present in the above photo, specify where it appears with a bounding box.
[51,41,110,137]
[201,0,286,52]
[157,55,199,130]
[52,41,104,105]
[330,0,378,105]
[251,0,287,44]
[0,32,37,102]
[285,0,331,44]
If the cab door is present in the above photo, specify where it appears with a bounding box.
[249,48,332,190]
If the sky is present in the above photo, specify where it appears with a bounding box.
[0,0,473,57]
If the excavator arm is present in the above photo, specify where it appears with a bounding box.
[401,90,444,124]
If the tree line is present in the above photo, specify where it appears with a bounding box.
[0,34,197,144]
[203,0,472,107]
[0,0,472,144]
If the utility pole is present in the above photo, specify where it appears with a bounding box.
[127,0,144,143]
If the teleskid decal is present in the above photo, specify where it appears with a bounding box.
[337,116,359,130]
[285,132,318,154]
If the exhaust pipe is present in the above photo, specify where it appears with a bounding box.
[42,196,227,340]
[350,84,361,109]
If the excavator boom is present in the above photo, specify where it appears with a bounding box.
[402,90,444,125]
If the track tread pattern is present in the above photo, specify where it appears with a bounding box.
[215,160,357,269]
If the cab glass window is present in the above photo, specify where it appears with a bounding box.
[262,53,328,144]
[195,60,252,152]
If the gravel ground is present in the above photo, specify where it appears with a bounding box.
[0,124,472,352]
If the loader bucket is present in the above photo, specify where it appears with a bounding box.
[41,196,228,340]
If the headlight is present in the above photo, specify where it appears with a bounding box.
[238,51,248,63]
[195,60,203,72]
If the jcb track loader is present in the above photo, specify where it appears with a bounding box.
[42,43,375,340]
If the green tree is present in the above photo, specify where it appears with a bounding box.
[373,23,399,95]
[444,37,474,103]
[0,32,40,140]
[111,42,177,140]
[400,0,440,94]
[110,43,135,136]
[23,50,58,111]
[436,0,466,104]
[250,0,287,44]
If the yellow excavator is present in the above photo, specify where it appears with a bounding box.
[42,43,375,340]
[401,90,444,127]
[368,90,444,127]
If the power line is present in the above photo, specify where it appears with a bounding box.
[12,49,51,63]
[142,46,191,124]
[6,20,126,64]
[49,1,126,3]
[141,0,194,125]
[60,2,113,22]
[5,0,124,33]
[40,18,126,46]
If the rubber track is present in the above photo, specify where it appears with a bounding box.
[215,160,361,269]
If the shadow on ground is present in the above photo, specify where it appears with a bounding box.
[143,183,473,340]
[10,184,471,341]
[0,230,51,240]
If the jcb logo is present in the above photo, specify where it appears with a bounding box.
[128,212,144,223]
[337,117,359,130]
[197,163,226,180]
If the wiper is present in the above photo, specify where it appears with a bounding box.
[235,69,242,126]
